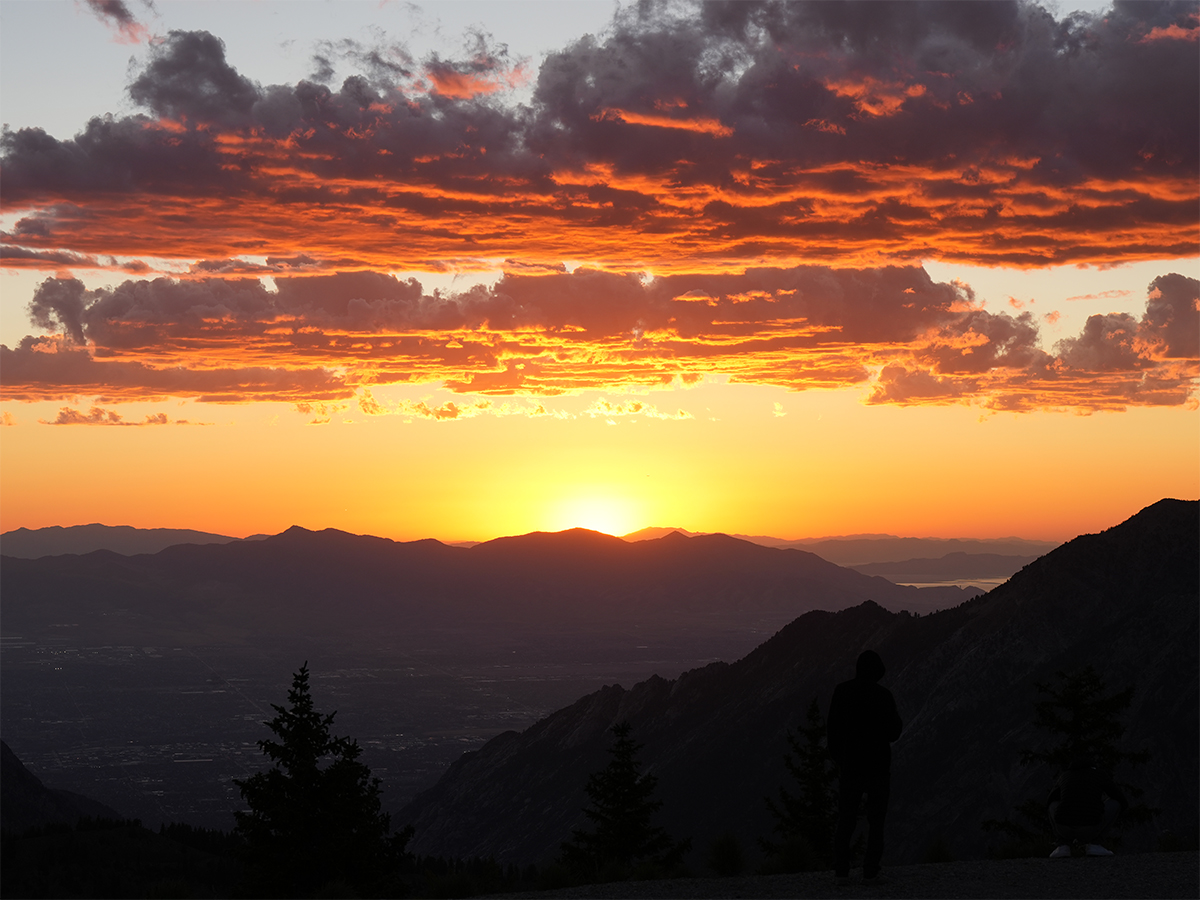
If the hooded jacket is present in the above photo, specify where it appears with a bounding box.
[826,650,903,770]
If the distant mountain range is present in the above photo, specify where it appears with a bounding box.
[2,523,1058,585]
[397,499,1199,866]
[0,524,267,559]
[623,527,1058,566]
[1,528,980,650]
[847,552,1040,583]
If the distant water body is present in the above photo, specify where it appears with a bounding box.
[898,577,1009,591]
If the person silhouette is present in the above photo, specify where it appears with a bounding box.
[1047,756,1129,858]
[826,649,902,884]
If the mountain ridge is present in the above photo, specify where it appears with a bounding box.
[2,522,1059,569]
[0,524,246,559]
[2,528,980,649]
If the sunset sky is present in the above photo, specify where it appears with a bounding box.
[1,0,1196,543]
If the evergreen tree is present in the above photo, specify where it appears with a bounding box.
[560,722,689,881]
[984,665,1154,856]
[233,663,412,897]
[760,698,839,871]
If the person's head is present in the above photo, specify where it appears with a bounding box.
[1067,755,1095,772]
[855,650,885,682]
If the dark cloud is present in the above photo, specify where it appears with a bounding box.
[311,37,415,88]
[0,4,1195,411]
[25,266,965,351]
[84,0,150,43]
[866,364,977,405]
[0,3,1193,267]
[187,254,330,275]
[1,335,351,403]
[1142,273,1200,359]
[0,244,151,274]
[1055,312,1148,372]
[0,114,239,200]
[39,405,194,426]
[128,30,260,126]
[29,277,90,343]
[918,309,1050,375]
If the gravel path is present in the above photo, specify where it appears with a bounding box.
[493,851,1198,899]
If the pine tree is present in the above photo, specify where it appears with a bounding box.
[233,662,412,897]
[760,697,839,871]
[984,665,1153,857]
[560,721,689,881]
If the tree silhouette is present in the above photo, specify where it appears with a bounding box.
[560,721,689,881]
[233,662,412,897]
[984,665,1153,856]
[760,697,839,871]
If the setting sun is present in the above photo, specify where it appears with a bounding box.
[547,492,644,537]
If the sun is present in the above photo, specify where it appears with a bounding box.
[547,493,642,537]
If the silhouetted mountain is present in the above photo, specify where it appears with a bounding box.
[847,552,1039,583]
[622,527,702,540]
[734,535,1059,565]
[0,524,247,558]
[1,741,122,833]
[1,527,979,648]
[622,528,1058,566]
[398,499,1198,865]
[798,536,1058,566]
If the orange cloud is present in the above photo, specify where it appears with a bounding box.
[593,108,733,137]
[1139,15,1200,43]
[822,76,926,117]
[3,268,1194,413]
[427,68,506,99]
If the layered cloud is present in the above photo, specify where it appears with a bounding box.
[1,1,1196,272]
[4,266,1195,412]
[1,2,1196,413]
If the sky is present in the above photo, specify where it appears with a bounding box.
[0,0,1197,543]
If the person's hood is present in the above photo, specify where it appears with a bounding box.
[855,650,885,682]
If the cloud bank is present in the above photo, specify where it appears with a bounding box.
[3,1,1196,270]
[4,267,1195,411]
[1,1,1196,411]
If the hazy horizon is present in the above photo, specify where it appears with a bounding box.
[1,518,1073,545]
[1,1,1196,544]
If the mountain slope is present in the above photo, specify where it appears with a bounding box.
[1,741,123,833]
[397,499,1198,865]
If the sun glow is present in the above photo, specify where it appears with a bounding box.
[547,492,643,537]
